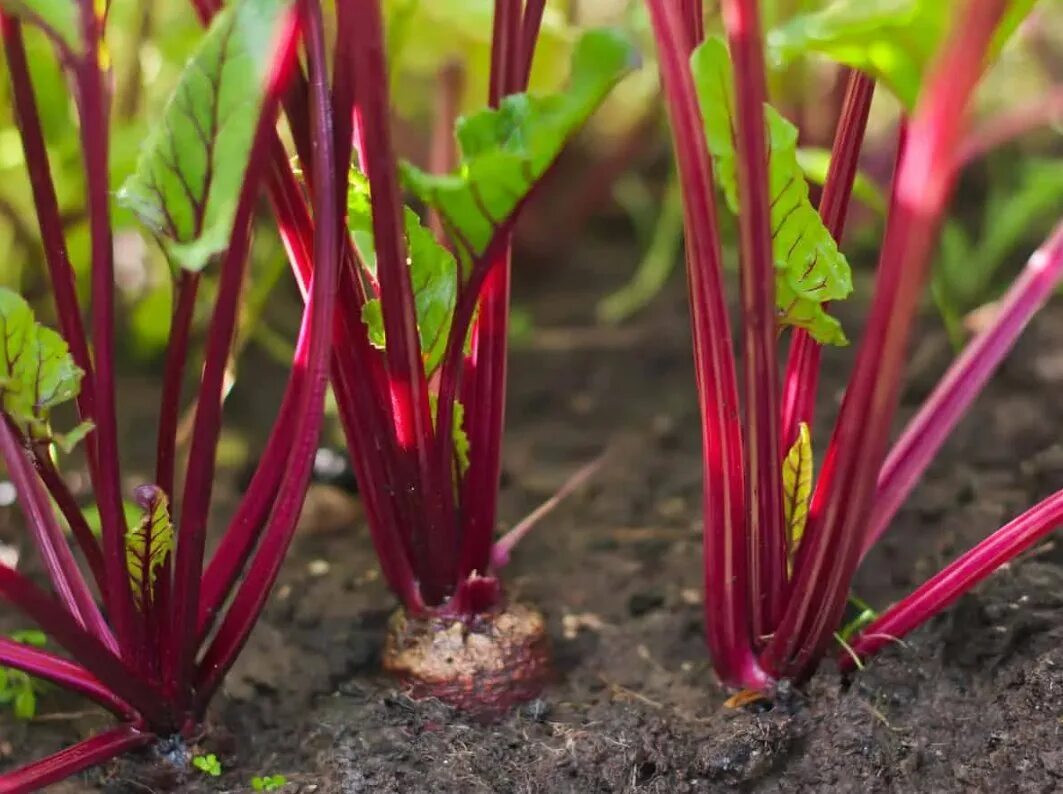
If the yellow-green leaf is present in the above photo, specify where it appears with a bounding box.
[782,422,813,558]
[428,394,470,479]
[0,288,88,448]
[125,485,174,609]
[452,400,469,477]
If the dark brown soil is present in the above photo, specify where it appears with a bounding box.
[6,231,1063,792]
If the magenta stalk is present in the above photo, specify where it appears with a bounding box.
[762,0,1010,680]
[845,488,1063,670]
[866,221,1063,553]
[193,0,340,706]
[721,0,787,641]
[779,71,875,447]
[645,0,765,689]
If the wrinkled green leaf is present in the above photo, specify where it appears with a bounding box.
[795,147,886,215]
[0,288,89,444]
[402,28,637,259]
[768,0,1037,109]
[349,171,458,376]
[118,0,294,272]
[692,38,851,345]
[124,485,174,608]
[0,1,81,56]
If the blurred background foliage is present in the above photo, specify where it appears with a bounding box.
[0,0,1058,372]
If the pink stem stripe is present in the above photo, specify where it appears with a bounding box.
[169,6,302,702]
[32,448,106,592]
[457,256,511,580]
[645,0,765,690]
[844,488,1063,670]
[0,564,171,727]
[779,71,875,447]
[0,724,153,793]
[194,0,340,707]
[155,270,200,502]
[0,420,115,652]
[350,0,450,603]
[517,0,546,89]
[0,636,133,719]
[75,0,135,655]
[866,220,1063,553]
[263,141,422,609]
[721,0,787,642]
[762,0,1009,681]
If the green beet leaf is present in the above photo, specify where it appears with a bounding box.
[768,0,1037,110]
[0,288,91,445]
[691,37,851,346]
[0,0,81,57]
[117,0,294,272]
[349,170,458,377]
[125,485,175,609]
[401,28,637,259]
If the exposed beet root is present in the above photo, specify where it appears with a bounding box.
[382,602,551,716]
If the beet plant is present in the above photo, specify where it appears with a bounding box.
[0,0,341,787]
[646,0,1063,691]
[249,1,633,713]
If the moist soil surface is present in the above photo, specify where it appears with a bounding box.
[5,233,1063,792]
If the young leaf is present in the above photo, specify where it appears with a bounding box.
[0,1,81,56]
[691,37,851,345]
[124,485,175,608]
[251,774,288,791]
[768,0,1037,110]
[782,421,813,557]
[349,170,458,376]
[193,754,223,777]
[0,288,88,445]
[117,0,294,272]
[452,400,470,477]
[428,394,470,478]
[401,28,637,259]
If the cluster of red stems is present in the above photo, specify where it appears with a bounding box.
[0,0,1060,789]
[0,0,562,786]
[650,0,1063,690]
